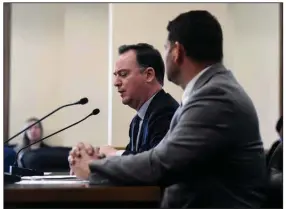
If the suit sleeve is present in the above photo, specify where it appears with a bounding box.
[89,88,234,186]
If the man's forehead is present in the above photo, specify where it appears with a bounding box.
[118,50,136,62]
[115,51,138,70]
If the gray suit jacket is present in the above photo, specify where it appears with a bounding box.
[89,63,267,208]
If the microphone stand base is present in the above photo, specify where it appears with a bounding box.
[4,173,21,184]
[10,166,44,177]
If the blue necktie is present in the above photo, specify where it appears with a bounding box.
[132,115,141,152]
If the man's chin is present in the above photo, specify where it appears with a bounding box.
[167,73,179,86]
[121,97,130,105]
[167,75,175,84]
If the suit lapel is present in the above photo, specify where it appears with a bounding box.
[137,89,166,149]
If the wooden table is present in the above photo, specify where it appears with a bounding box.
[5,181,161,208]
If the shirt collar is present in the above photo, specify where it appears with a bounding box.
[182,66,211,105]
[137,91,158,119]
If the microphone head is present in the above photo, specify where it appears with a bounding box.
[92,109,100,115]
[78,97,88,105]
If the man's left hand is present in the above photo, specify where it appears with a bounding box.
[71,145,100,180]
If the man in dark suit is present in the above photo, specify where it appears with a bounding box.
[69,11,267,208]
[4,146,16,172]
[83,43,178,158]
[264,116,283,208]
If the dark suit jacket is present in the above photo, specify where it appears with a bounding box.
[4,146,16,172]
[89,63,267,208]
[123,89,179,155]
[264,140,283,208]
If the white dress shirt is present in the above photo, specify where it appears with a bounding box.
[181,66,212,106]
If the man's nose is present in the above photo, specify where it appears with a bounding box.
[113,77,122,87]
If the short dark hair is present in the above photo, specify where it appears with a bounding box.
[118,43,165,86]
[276,116,283,133]
[167,10,223,63]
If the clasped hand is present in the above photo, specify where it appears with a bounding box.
[68,142,102,180]
[68,143,119,179]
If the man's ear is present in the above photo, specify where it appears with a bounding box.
[144,67,156,83]
[173,41,185,65]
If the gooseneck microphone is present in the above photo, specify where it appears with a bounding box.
[5,97,88,144]
[9,108,100,179]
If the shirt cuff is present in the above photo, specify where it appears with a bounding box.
[115,150,125,156]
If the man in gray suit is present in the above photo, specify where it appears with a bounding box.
[69,10,267,208]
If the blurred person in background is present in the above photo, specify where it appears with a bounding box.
[14,117,49,167]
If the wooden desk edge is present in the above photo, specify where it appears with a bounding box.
[5,186,161,203]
